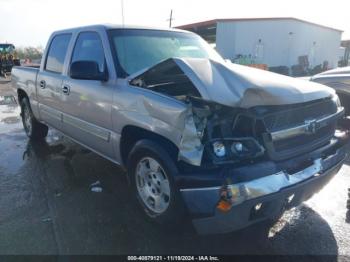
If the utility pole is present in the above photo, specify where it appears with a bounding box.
[121,0,125,27]
[167,9,174,28]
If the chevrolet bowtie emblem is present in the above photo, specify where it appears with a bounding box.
[305,119,318,134]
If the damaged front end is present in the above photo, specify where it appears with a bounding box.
[129,58,269,167]
[178,96,266,166]
[126,53,348,235]
[129,58,345,168]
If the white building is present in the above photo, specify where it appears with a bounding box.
[177,18,343,71]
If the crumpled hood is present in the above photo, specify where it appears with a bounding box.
[173,58,335,108]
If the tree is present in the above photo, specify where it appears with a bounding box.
[15,46,43,60]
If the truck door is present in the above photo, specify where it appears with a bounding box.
[37,34,72,131]
[60,31,115,158]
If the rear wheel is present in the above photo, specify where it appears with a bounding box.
[128,139,186,225]
[20,97,48,140]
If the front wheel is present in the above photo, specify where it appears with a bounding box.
[20,97,48,140]
[128,139,186,225]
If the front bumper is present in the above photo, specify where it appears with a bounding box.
[180,138,349,235]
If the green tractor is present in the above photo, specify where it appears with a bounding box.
[0,43,20,77]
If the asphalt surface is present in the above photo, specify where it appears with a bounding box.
[0,78,350,256]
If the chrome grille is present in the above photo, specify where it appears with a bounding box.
[263,99,337,132]
[262,98,340,161]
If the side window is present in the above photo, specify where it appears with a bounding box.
[71,32,105,72]
[45,34,71,73]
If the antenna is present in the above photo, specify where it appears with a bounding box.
[121,0,125,27]
[167,9,174,28]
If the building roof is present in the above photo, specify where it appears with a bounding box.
[176,17,343,33]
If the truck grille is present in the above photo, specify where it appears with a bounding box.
[263,99,337,132]
[261,98,339,161]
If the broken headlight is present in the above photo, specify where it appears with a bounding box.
[209,138,265,163]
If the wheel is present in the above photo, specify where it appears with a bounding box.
[127,139,186,225]
[20,97,48,140]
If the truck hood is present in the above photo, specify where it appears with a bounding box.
[130,58,335,108]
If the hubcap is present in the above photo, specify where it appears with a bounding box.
[23,106,32,135]
[136,157,171,214]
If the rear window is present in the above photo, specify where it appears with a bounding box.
[45,34,71,73]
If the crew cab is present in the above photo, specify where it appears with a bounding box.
[12,25,349,235]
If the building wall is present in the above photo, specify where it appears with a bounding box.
[216,19,342,69]
[291,21,341,69]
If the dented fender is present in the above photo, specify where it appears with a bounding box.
[111,82,206,166]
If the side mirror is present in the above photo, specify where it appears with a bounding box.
[70,61,108,81]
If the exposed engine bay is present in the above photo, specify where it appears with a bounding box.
[130,58,344,167]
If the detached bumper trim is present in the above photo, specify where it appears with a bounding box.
[181,145,346,207]
[193,158,344,235]
[180,143,347,235]
[217,158,322,207]
[180,158,324,205]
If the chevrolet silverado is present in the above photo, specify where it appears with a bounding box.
[12,25,349,235]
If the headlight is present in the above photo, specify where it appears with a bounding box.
[231,142,244,153]
[210,138,265,162]
[230,139,264,158]
[212,141,226,157]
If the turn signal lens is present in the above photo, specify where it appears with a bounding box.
[217,200,232,212]
[217,185,234,212]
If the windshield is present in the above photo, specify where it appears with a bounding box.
[109,29,223,77]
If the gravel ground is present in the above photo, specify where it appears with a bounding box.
[0,80,349,257]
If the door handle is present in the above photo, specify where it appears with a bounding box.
[39,80,46,89]
[62,85,70,95]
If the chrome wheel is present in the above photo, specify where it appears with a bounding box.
[23,106,32,135]
[135,157,171,214]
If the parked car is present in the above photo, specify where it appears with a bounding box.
[311,66,350,115]
[11,25,349,235]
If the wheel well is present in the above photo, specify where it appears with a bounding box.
[120,126,179,166]
[17,89,28,103]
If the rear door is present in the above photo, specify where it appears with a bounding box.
[60,31,115,158]
[37,34,72,130]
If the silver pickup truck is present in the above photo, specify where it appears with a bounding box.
[12,25,349,235]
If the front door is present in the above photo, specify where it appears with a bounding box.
[61,31,114,158]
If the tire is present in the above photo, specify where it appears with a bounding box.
[127,139,186,226]
[20,97,48,140]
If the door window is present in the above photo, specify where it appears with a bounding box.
[45,34,71,73]
[71,32,105,72]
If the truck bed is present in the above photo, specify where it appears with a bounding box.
[11,66,39,94]
[11,66,39,114]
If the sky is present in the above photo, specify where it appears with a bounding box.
[0,0,349,47]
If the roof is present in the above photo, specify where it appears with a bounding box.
[176,17,343,33]
[53,24,189,35]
